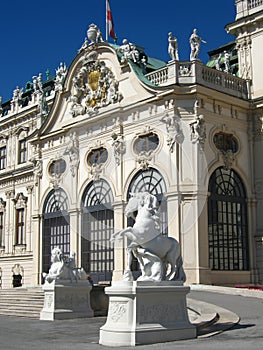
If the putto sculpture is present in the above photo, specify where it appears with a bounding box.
[111,192,185,282]
[117,39,140,63]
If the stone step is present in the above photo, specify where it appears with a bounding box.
[0,294,44,302]
[0,299,44,306]
[0,306,43,313]
[0,308,41,319]
[0,287,44,319]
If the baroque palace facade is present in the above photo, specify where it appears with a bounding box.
[0,0,263,289]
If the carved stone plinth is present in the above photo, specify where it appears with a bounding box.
[40,280,94,321]
[99,281,196,346]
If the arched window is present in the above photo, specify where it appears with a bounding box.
[42,189,70,274]
[81,180,114,283]
[127,168,167,234]
[208,167,249,271]
[127,168,167,273]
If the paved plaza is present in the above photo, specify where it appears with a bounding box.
[0,286,262,350]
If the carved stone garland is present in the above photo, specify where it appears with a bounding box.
[135,127,157,170]
[190,100,206,149]
[30,144,43,186]
[161,111,184,152]
[111,132,126,166]
[63,132,79,177]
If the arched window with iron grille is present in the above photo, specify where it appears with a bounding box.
[81,180,114,283]
[42,189,70,274]
[127,168,167,234]
[127,168,167,272]
[208,167,249,271]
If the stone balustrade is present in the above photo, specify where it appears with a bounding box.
[145,60,250,99]
[248,0,263,9]
[236,0,263,19]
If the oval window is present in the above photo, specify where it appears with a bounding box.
[213,132,238,153]
[49,159,66,175]
[87,147,108,166]
[134,133,159,154]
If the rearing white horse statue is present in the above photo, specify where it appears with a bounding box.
[111,192,186,282]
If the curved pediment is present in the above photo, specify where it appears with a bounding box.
[39,41,162,136]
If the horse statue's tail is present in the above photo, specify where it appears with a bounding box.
[174,256,186,282]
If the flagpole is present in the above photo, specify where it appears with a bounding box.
[105,0,108,42]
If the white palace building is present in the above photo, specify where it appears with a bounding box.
[0,0,262,289]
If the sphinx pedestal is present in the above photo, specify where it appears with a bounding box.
[99,281,196,347]
[40,280,94,321]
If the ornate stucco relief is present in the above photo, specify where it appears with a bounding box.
[70,50,123,118]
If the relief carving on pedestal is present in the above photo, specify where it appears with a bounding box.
[108,301,128,322]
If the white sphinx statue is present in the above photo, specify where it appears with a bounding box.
[43,247,87,283]
[111,192,186,282]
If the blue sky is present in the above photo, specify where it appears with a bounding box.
[0,0,236,102]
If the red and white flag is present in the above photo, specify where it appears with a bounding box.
[106,0,116,41]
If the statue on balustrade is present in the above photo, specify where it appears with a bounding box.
[168,32,179,61]
[189,28,206,61]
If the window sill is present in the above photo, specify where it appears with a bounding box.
[13,244,27,255]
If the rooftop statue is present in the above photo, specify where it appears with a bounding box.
[111,192,186,282]
[54,62,67,91]
[117,39,140,63]
[215,53,222,71]
[224,51,230,73]
[168,32,179,61]
[189,28,206,61]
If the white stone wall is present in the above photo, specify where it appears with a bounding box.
[0,39,261,288]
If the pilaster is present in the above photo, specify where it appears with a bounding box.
[31,213,42,285]
[5,189,15,254]
[68,208,80,260]
[112,200,126,281]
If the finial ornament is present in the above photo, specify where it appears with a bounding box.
[87,23,104,44]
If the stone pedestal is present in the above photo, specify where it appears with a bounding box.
[99,281,196,346]
[40,280,94,321]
